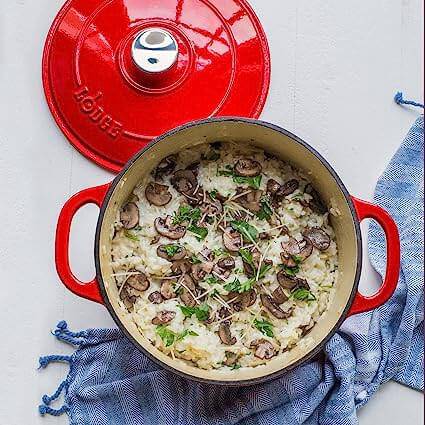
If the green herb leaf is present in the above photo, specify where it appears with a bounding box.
[173,205,201,225]
[189,254,202,264]
[230,220,258,243]
[257,263,272,280]
[178,304,210,321]
[205,275,220,285]
[188,225,208,241]
[155,325,175,347]
[230,364,241,370]
[209,190,218,200]
[291,288,316,301]
[213,248,225,257]
[253,318,274,337]
[280,264,300,276]
[233,174,262,190]
[224,277,255,293]
[238,248,254,267]
[124,230,139,241]
[163,244,182,258]
[176,329,199,341]
[256,196,273,220]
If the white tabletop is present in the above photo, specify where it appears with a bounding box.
[0,0,423,424]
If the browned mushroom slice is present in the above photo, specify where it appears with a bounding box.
[180,288,197,307]
[201,199,223,217]
[266,178,281,195]
[120,286,136,310]
[218,306,231,319]
[151,310,176,325]
[232,289,257,311]
[120,202,139,229]
[145,183,172,206]
[156,244,187,261]
[154,216,186,240]
[277,271,299,289]
[281,237,301,256]
[272,286,288,304]
[148,291,164,304]
[160,280,176,300]
[298,238,313,260]
[216,257,235,270]
[218,322,236,345]
[224,351,239,367]
[171,259,192,275]
[235,190,263,213]
[303,228,331,251]
[304,184,327,214]
[125,271,150,293]
[153,155,176,179]
[186,162,200,176]
[295,278,310,290]
[190,262,214,281]
[277,179,299,197]
[222,227,243,252]
[171,169,198,194]
[260,294,290,319]
[234,158,262,177]
[280,252,298,268]
[150,235,160,245]
[251,339,276,360]
[259,232,271,240]
[200,247,214,261]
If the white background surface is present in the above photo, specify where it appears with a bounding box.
[0,0,423,424]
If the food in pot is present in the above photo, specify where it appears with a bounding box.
[111,142,338,370]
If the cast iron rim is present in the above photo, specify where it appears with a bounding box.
[94,117,363,386]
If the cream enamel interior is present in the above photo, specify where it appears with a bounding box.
[97,119,360,383]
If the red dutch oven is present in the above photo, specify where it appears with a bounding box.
[55,118,400,385]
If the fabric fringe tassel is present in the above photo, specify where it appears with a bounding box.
[394,91,424,109]
[38,321,86,417]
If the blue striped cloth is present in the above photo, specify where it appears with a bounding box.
[39,116,424,424]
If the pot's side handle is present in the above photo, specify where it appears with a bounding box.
[55,184,110,304]
[348,197,401,316]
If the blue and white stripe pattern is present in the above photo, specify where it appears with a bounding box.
[39,116,423,424]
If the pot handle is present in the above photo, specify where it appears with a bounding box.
[55,184,110,304]
[348,197,400,316]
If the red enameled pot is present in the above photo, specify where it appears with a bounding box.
[55,118,400,385]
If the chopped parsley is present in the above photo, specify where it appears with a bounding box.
[291,288,316,301]
[238,248,272,281]
[189,254,202,264]
[179,304,210,321]
[188,225,208,241]
[172,205,201,225]
[205,275,220,285]
[156,325,199,346]
[256,196,273,220]
[230,220,258,243]
[176,329,199,341]
[253,318,274,337]
[162,244,182,257]
[213,247,226,257]
[280,264,300,276]
[224,277,255,293]
[209,190,218,200]
[218,165,262,189]
[124,230,139,241]
[230,364,241,370]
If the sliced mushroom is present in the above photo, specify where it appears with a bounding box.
[251,339,276,360]
[157,244,187,261]
[281,237,301,256]
[218,322,236,345]
[186,162,200,176]
[224,351,239,367]
[200,247,214,261]
[222,227,243,252]
[145,183,172,206]
[218,306,231,319]
[260,294,290,319]
[153,155,176,179]
[266,178,281,195]
[120,286,136,310]
[150,235,160,245]
[242,250,261,277]
[298,238,313,260]
[125,271,150,294]
[201,199,223,217]
[304,184,327,214]
[259,231,271,240]
[277,179,299,197]
[180,288,197,307]
[236,189,263,213]
[232,289,257,311]
[280,252,298,268]
[171,259,192,275]
[171,169,198,194]
[277,271,299,289]
[151,310,176,325]
[154,216,186,240]
[190,262,214,281]
[234,158,262,177]
[148,291,164,304]
[160,280,176,300]
[216,257,235,270]
[120,202,139,229]
[303,228,331,251]
[272,286,288,304]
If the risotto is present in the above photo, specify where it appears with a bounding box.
[111,142,338,370]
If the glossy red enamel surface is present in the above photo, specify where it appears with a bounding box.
[348,197,400,316]
[43,0,270,172]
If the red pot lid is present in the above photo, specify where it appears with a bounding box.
[43,0,270,173]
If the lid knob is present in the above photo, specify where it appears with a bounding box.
[131,28,178,73]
